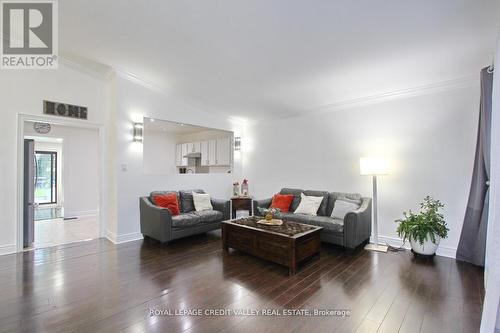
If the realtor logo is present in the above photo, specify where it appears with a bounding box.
[1,0,58,69]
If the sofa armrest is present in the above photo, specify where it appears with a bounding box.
[139,197,172,243]
[343,198,372,249]
[253,198,272,216]
[211,198,230,220]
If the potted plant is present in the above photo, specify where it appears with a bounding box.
[395,196,449,256]
[259,207,280,221]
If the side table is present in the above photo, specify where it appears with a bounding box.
[231,197,253,219]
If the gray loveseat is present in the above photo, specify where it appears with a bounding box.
[253,188,372,250]
[140,189,230,244]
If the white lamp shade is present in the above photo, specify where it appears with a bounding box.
[360,157,389,175]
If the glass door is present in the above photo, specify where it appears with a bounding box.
[35,151,57,204]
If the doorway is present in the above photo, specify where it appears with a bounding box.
[21,119,101,250]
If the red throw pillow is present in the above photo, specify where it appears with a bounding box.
[270,194,294,212]
[152,194,180,216]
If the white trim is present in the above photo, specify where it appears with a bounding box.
[59,54,115,81]
[114,68,240,123]
[64,210,99,218]
[370,235,457,259]
[0,244,17,256]
[288,75,479,118]
[105,231,143,244]
[115,70,165,95]
[16,114,107,253]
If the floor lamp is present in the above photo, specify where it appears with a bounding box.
[360,157,388,253]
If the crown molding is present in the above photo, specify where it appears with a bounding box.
[114,69,166,95]
[58,55,115,81]
[114,68,251,125]
[287,75,479,119]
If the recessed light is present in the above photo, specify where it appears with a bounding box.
[149,118,155,122]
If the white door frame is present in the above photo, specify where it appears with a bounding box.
[16,113,107,252]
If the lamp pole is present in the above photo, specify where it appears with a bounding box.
[373,175,378,247]
[360,157,388,253]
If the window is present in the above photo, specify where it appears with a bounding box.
[35,151,57,204]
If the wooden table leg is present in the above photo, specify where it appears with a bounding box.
[289,239,297,276]
[222,226,228,251]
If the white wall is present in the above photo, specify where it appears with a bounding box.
[111,73,245,241]
[243,83,479,258]
[143,129,177,175]
[0,63,109,255]
[25,123,100,217]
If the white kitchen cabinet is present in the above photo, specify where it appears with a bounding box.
[181,143,189,166]
[175,144,182,166]
[208,140,217,165]
[216,137,231,166]
[176,143,188,166]
[180,138,231,169]
[187,142,201,154]
[201,141,209,166]
[201,140,217,166]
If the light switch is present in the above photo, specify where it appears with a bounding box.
[121,164,128,172]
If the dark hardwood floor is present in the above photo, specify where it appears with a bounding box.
[0,231,484,333]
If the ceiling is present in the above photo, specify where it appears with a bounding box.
[60,1,500,120]
[144,117,231,135]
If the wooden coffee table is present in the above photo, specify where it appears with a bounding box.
[222,217,323,275]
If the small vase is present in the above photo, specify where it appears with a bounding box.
[241,183,249,196]
[233,184,240,197]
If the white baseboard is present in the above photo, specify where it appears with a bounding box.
[0,244,17,256]
[105,230,143,244]
[370,235,457,259]
[65,210,99,218]
[64,210,99,218]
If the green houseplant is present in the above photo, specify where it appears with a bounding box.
[395,196,449,256]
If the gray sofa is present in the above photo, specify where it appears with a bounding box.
[253,188,372,250]
[140,189,230,244]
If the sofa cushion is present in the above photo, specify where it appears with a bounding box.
[303,190,329,216]
[193,192,213,211]
[171,213,202,228]
[294,193,324,216]
[277,213,343,233]
[307,216,344,233]
[327,192,362,216]
[193,210,223,223]
[279,188,303,212]
[277,212,312,225]
[270,194,294,212]
[331,199,360,219]
[150,191,178,205]
[151,193,180,216]
[179,189,205,213]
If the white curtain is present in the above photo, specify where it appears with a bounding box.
[481,32,500,333]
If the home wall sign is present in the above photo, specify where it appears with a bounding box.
[43,100,88,120]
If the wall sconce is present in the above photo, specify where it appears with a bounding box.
[234,137,241,151]
[133,123,143,142]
